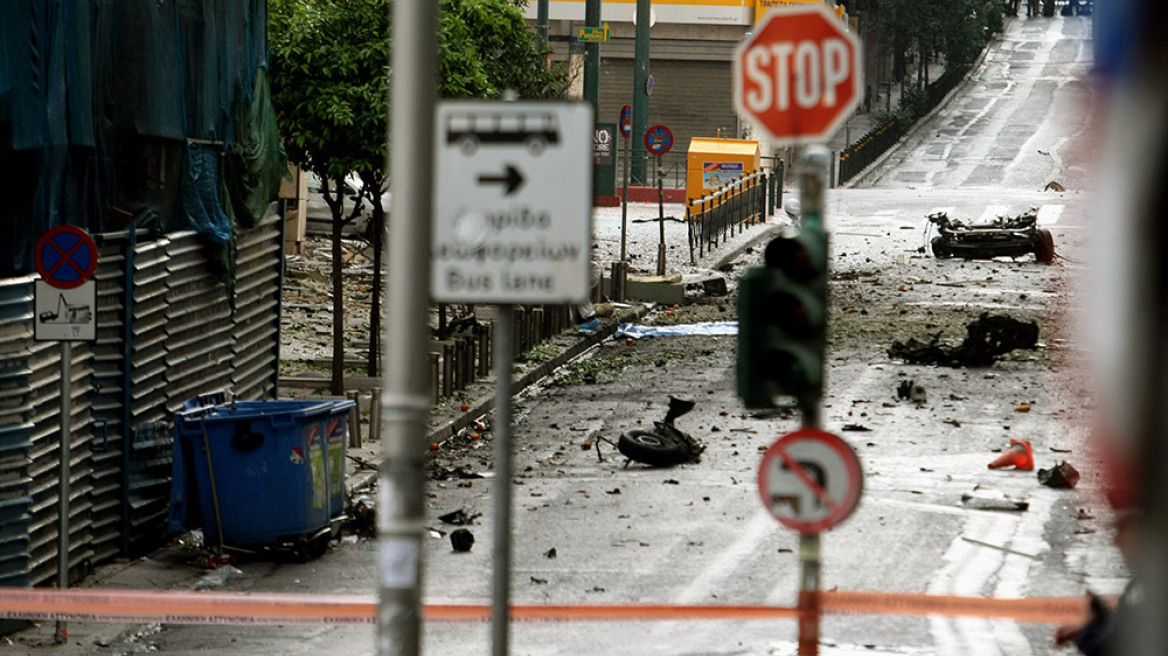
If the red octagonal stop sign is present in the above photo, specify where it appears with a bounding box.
[734,4,862,145]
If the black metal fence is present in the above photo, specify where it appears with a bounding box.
[838,120,905,182]
[686,169,770,263]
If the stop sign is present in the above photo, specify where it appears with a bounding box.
[734,4,862,145]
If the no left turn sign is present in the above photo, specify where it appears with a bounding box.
[758,427,863,533]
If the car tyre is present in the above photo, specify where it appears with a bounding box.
[618,429,691,467]
[1034,228,1056,264]
[931,237,952,258]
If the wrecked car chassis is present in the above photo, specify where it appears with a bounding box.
[927,209,1055,264]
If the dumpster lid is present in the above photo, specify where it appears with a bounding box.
[687,137,760,157]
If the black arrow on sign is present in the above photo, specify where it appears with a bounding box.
[478,164,525,195]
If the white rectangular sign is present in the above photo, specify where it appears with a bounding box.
[35,280,96,341]
[432,101,594,304]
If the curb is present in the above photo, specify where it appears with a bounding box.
[343,302,655,498]
[423,302,655,447]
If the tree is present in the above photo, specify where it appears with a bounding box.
[871,0,1003,121]
[269,0,568,395]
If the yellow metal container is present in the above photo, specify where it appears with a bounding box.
[686,137,761,209]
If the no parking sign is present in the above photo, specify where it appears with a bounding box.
[34,225,97,342]
[758,428,863,534]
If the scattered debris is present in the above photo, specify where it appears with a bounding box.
[450,528,475,552]
[1038,461,1080,489]
[348,497,376,537]
[961,486,1029,511]
[988,438,1035,471]
[430,466,484,481]
[961,536,1040,559]
[840,424,872,432]
[194,565,244,590]
[1044,180,1066,192]
[896,379,929,404]
[888,313,1039,367]
[544,548,557,559]
[438,509,481,526]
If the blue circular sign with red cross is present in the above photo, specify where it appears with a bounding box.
[35,226,98,290]
[644,124,673,156]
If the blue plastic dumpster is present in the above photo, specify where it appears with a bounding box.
[169,399,354,555]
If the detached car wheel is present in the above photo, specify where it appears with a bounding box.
[931,237,952,258]
[1034,228,1056,264]
[618,429,692,467]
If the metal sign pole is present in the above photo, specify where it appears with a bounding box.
[656,155,666,275]
[797,533,820,655]
[55,342,72,644]
[796,146,829,656]
[620,135,631,265]
[491,305,515,656]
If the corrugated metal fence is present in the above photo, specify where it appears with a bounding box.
[0,215,283,590]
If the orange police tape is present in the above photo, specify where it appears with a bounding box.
[0,588,1090,626]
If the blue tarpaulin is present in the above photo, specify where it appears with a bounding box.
[617,322,740,339]
[0,0,274,277]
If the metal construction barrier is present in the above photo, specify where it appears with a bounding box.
[686,169,770,264]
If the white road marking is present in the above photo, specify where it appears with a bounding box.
[1036,204,1064,225]
[977,204,1011,223]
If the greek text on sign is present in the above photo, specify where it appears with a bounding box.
[757,427,862,533]
[432,101,594,304]
[733,4,862,145]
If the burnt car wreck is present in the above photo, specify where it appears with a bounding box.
[926,209,1056,264]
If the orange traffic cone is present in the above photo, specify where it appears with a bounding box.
[988,438,1035,471]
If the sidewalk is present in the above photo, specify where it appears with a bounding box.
[2,199,785,652]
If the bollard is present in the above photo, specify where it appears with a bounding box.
[347,391,362,448]
[610,261,628,302]
[371,387,382,442]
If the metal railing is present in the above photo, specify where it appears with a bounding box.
[838,119,904,182]
[686,169,770,263]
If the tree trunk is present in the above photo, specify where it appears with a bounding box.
[331,214,345,396]
[369,207,383,377]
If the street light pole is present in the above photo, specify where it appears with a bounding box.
[631,0,651,184]
[378,0,437,651]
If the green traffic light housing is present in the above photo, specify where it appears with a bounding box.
[737,225,828,411]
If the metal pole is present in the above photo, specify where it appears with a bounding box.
[378,0,437,650]
[631,0,651,184]
[797,533,821,656]
[796,145,829,656]
[620,135,631,264]
[583,0,600,111]
[55,342,72,644]
[656,156,666,275]
[491,305,515,656]
[537,0,549,53]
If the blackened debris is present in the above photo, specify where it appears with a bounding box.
[889,313,1039,366]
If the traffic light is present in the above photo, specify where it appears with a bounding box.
[737,224,828,411]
